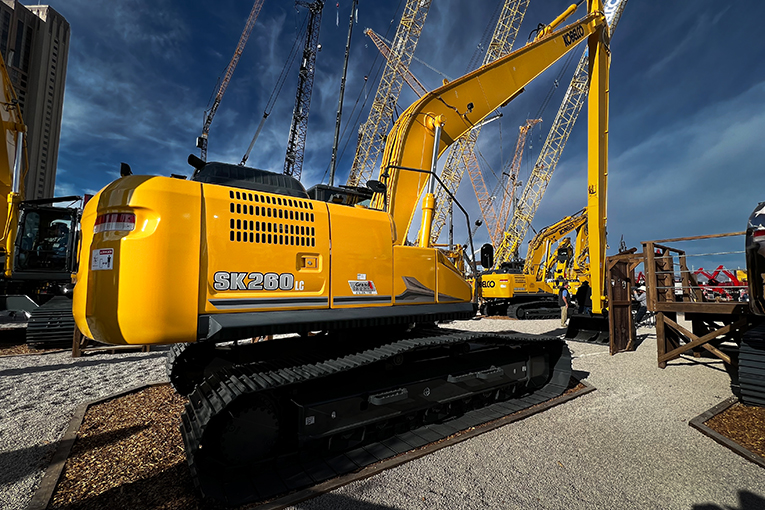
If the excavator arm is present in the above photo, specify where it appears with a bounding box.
[372,1,609,250]
[0,52,27,274]
[586,1,609,314]
[522,208,587,278]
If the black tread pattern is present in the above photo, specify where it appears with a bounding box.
[25,296,74,347]
[740,321,765,407]
[180,329,572,505]
[510,301,561,320]
[166,343,210,396]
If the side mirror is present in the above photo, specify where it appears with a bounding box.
[480,243,494,269]
[367,179,386,194]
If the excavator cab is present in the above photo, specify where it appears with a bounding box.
[13,202,79,278]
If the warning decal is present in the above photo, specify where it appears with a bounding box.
[92,248,114,271]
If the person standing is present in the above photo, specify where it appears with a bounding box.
[559,282,570,327]
[575,280,592,314]
[634,286,648,325]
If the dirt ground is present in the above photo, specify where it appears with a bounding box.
[42,379,764,510]
[706,402,765,458]
[48,385,217,510]
[0,341,63,356]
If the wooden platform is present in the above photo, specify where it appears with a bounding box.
[641,234,758,368]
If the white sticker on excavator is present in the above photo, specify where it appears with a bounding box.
[349,280,377,295]
[91,248,114,270]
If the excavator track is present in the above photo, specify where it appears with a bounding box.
[180,329,571,505]
[166,342,218,396]
[508,300,561,320]
[739,321,765,407]
[25,296,75,348]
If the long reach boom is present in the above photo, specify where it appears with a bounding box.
[373,2,607,242]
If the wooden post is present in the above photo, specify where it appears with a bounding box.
[608,255,636,354]
[72,328,82,358]
[643,242,657,311]
[656,312,667,368]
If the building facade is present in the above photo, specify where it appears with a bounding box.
[0,1,68,200]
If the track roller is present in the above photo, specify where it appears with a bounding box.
[180,329,572,505]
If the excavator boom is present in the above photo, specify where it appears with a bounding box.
[371,5,607,246]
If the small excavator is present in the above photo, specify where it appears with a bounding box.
[73,1,612,504]
[0,51,80,346]
[480,208,589,319]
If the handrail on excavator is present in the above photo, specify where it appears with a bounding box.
[381,163,479,280]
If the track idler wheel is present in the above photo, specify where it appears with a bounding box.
[201,396,281,467]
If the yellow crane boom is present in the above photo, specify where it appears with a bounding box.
[346,0,432,187]
[494,0,627,268]
[429,0,530,243]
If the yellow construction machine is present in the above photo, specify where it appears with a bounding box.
[73,1,611,504]
[0,52,81,346]
[480,208,589,319]
[741,201,765,405]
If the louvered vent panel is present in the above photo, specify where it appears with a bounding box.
[227,190,316,247]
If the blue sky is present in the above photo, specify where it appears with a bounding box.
[50,0,765,273]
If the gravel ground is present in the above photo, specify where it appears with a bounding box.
[1,319,763,510]
[0,346,169,510]
[287,318,765,510]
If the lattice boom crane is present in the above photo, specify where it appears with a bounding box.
[430,0,530,244]
[197,0,265,162]
[283,0,324,181]
[346,0,432,187]
[488,118,541,245]
[364,28,428,98]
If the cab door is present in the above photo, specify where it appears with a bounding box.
[13,203,78,278]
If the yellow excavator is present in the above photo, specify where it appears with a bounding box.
[480,208,589,319]
[0,51,80,346]
[73,1,611,504]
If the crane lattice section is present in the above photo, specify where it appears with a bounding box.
[430,0,530,244]
[346,0,432,187]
